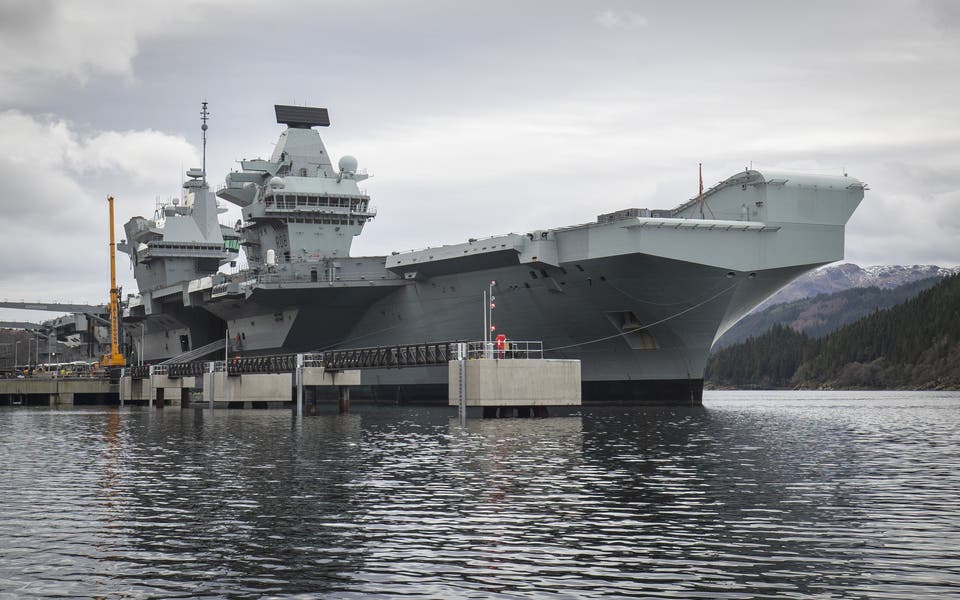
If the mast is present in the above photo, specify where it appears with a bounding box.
[698,163,704,219]
[201,101,209,186]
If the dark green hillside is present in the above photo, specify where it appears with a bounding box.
[706,324,811,388]
[706,274,960,390]
[713,277,943,350]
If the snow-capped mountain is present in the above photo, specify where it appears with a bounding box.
[761,263,960,308]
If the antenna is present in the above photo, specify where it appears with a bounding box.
[698,162,704,219]
[200,101,209,186]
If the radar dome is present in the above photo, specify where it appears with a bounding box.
[338,155,358,174]
[268,176,285,189]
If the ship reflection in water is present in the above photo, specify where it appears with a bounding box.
[1,391,958,597]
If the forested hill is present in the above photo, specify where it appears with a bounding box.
[713,277,943,350]
[705,273,960,390]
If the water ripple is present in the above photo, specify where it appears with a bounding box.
[1,392,959,598]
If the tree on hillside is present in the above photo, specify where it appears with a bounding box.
[706,274,960,390]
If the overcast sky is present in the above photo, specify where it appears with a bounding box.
[1,0,958,323]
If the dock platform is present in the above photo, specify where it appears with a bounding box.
[3,340,581,417]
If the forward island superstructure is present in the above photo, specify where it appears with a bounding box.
[119,105,866,404]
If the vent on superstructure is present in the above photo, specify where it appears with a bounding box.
[597,208,651,224]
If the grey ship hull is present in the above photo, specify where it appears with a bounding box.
[350,256,810,404]
[183,254,809,404]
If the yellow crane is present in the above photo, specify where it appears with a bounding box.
[100,195,126,369]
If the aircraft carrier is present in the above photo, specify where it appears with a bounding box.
[119,104,866,404]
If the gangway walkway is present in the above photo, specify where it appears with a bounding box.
[158,338,225,366]
[321,341,461,370]
[131,340,467,379]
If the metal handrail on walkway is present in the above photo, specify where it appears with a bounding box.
[321,341,462,370]
[226,354,297,375]
[461,340,543,360]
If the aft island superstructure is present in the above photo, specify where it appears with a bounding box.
[119,105,866,404]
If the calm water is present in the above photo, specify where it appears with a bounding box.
[1,391,959,598]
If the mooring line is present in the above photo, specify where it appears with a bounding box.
[544,281,738,352]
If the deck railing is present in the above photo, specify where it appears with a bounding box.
[459,341,543,360]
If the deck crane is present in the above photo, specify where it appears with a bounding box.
[100,195,126,370]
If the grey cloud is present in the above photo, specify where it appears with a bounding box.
[0,0,53,35]
[1,0,959,313]
[924,0,960,33]
[594,9,648,30]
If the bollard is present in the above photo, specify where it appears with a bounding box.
[208,361,215,409]
[456,342,467,425]
[458,359,466,425]
[148,365,154,408]
[296,353,304,418]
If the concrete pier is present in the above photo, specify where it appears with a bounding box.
[120,373,196,406]
[302,367,360,388]
[115,361,361,411]
[0,378,117,406]
[4,342,574,414]
[448,358,581,412]
[203,372,291,405]
[200,371,360,408]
